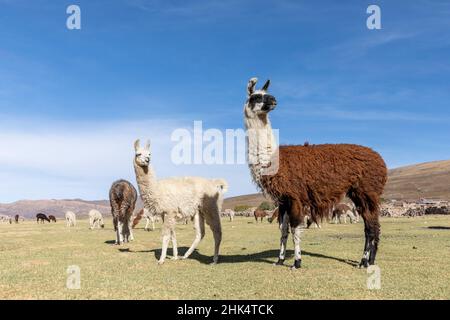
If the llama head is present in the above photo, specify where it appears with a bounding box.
[244,77,277,119]
[134,139,151,167]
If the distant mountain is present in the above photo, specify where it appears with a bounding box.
[1,160,449,217]
[0,198,144,218]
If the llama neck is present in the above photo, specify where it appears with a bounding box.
[245,114,278,186]
[133,161,159,209]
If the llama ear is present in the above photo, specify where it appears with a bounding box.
[145,140,151,150]
[261,79,270,92]
[247,77,258,96]
[134,139,140,151]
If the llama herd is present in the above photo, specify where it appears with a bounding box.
[100,77,386,269]
[1,77,388,271]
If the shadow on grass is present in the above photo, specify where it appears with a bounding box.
[123,246,359,267]
[427,226,450,230]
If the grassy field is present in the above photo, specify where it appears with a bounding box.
[0,215,449,299]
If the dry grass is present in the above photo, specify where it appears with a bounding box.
[0,216,449,299]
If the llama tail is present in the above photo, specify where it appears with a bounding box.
[213,179,228,194]
[132,208,144,229]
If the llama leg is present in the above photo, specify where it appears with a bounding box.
[159,215,175,265]
[159,231,170,265]
[359,219,371,268]
[368,215,380,265]
[144,217,149,231]
[203,205,222,264]
[209,215,222,264]
[291,225,302,269]
[151,216,155,231]
[127,219,134,241]
[116,221,123,245]
[171,228,178,260]
[275,212,289,266]
[182,214,204,259]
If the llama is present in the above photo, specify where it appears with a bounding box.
[223,209,235,222]
[0,214,12,224]
[48,215,57,223]
[254,208,268,222]
[133,139,227,264]
[243,77,387,269]
[268,208,279,223]
[36,213,50,223]
[65,211,76,227]
[89,209,105,229]
[332,204,358,224]
[109,179,137,244]
[132,208,159,231]
[14,214,19,223]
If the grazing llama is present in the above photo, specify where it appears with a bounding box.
[332,204,358,224]
[65,211,76,227]
[223,209,235,222]
[133,139,227,264]
[132,208,159,231]
[89,209,105,229]
[243,77,387,269]
[0,214,12,224]
[109,179,137,244]
[48,215,57,223]
[254,208,268,222]
[36,213,50,223]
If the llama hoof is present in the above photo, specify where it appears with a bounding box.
[359,258,369,268]
[274,258,285,266]
[157,260,165,265]
[290,259,301,270]
[210,261,218,265]
[171,256,179,261]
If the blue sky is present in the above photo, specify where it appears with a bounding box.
[0,0,449,202]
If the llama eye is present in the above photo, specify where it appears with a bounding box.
[249,94,263,104]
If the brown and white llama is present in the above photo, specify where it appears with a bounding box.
[109,179,137,245]
[243,77,387,269]
[253,208,268,222]
[332,203,358,224]
[132,208,159,231]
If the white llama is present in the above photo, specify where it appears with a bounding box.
[133,139,227,265]
[0,214,12,224]
[65,211,76,227]
[89,209,104,229]
[223,209,235,222]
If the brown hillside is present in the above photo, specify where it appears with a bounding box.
[383,160,450,201]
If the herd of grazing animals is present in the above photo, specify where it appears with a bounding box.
[0,77,388,271]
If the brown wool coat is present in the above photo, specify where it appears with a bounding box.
[260,144,387,226]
